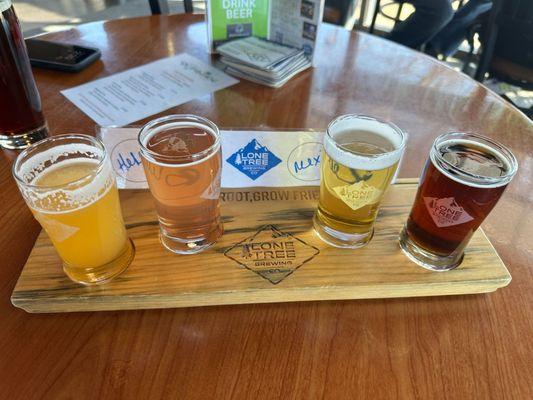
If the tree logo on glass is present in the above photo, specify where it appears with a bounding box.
[334,181,382,211]
[424,197,474,228]
[224,225,319,284]
[226,139,282,180]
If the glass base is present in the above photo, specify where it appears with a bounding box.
[63,238,135,285]
[0,124,48,150]
[398,227,463,271]
[160,225,223,254]
[313,213,373,249]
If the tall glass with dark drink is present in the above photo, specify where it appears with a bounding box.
[399,132,518,271]
[0,0,48,149]
[139,115,223,254]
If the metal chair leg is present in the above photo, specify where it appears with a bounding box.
[474,0,504,81]
[149,0,169,15]
[395,1,404,23]
[462,40,476,74]
[356,0,369,29]
[369,0,381,33]
[149,0,193,14]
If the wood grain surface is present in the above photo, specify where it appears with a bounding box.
[12,182,511,313]
[0,14,532,399]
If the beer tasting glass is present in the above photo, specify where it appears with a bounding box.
[314,114,407,248]
[139,115,223,254]
[13,134,134,284]
[399,132,518,271]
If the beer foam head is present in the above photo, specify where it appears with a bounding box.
[324,115,407,171]
[431,134,518,189]
[14,138,114,213]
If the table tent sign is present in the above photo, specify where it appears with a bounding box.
[206,0,325,64]
[99,127,326,189]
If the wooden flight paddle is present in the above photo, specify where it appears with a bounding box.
[11,179,511,313]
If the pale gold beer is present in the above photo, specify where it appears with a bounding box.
[314,115,407,248]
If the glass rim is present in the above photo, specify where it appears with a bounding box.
[326,114,407,159]
[431,132,518,185]
[12,134,107,190]
[138,114,221,164]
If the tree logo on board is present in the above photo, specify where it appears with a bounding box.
[224,225,319,284]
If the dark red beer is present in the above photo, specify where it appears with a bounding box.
[400,133,517,271]
[0,1,47,149]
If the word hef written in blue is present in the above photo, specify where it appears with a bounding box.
[117,151,142,172]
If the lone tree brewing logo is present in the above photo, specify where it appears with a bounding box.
[224,225,319,284]
[226,139,282,180]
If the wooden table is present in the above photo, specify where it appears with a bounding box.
[1,14,532,399]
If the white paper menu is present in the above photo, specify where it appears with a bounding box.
[61,54,238,127]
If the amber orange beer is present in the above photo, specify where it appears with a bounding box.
[139,115,223,254]
[13,135,134,284]
[399,132,518,271]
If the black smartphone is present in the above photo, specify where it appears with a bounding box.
[25,39,101,72]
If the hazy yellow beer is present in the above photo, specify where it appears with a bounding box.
[314,115,407,248]
[13,135,134,284]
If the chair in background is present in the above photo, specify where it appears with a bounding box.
[474,0,533,84]
[368,0,466,35]
[324,0,359,26]
[368,0,405,34]
[149,0,193,15]
[459,16,486,74]
[473,0,532,117]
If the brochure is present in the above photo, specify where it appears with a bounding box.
[206,0,324,62]
[216,36,311,87]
